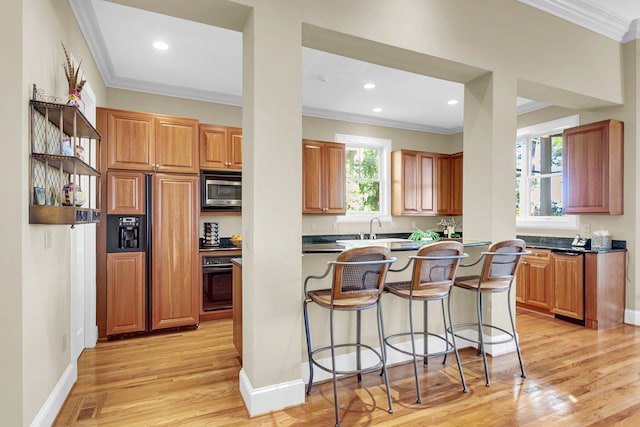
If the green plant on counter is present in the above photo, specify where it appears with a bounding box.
[408,229,441,243]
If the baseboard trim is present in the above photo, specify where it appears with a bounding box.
[238,369,305,417]
[624,309,640,326]
[30,362,77,427]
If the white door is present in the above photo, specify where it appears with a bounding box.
[70,83,98,362]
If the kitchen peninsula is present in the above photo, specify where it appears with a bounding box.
[299,236,493,385]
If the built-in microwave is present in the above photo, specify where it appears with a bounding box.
[202,171,242,211]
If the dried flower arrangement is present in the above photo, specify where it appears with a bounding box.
[61,42,86,107]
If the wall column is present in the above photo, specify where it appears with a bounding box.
[460,71,518,348]
[240,1,305,415]
[0,0,23,425]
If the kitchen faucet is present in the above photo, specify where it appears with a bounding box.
[369,217,382,239]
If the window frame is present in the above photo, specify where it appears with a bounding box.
[516,115,580,230]
[334,133,391,223]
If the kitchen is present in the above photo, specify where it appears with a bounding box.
[5,1,640,426]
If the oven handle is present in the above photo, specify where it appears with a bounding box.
[203,264,233,272]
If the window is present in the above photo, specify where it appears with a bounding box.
[334,134,391,221]
[516,115,579,229]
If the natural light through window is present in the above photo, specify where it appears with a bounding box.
[335,134,391,222]
[516,115,579,229]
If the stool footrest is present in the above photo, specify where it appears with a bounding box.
[384,332,455,358]
[309,343,384,376]
[449,323,515,345]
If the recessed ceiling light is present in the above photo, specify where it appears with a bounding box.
[373,107,383,113]
[447,99,459,105]
[364,83,376,90]
[153,41,169,51]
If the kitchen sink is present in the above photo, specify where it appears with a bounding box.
[336,238,413,245]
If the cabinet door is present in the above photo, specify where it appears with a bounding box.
[232,262,242,361]
[200,125,229,170]
[450,152,463,215]
[107,171,145,214]
[324,142,346,214]
[107,110,155,171]
[552,253,584,319]
[227,128,243,170]
[302,140,324,213]
[515,261,528,303]
[525,254,552,310]
[563,119,623,214]
[155,117,199,174]
[436,155,452,214]
[107,252,146,335]
[151,174,199,330]
[418,153,436,214]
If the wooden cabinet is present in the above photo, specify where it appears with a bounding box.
[551,252,584,320]
[199,124,242,170]
[391,150,436,216]
[436,152,463,215]
[155,116,200,173]
[302,139,346,214]
[563,119,623,214]
[585,251,626,330]
[107,252,146,335]
[107,171,145,214]
[516,249,553,312]
[151,174,199,330]
[104,108,199,174]
[232,261,242,362]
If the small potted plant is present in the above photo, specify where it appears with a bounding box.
[408,228,441,243]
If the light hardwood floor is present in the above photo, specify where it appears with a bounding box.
[55,310,640,426]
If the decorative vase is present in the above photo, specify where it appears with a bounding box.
[63,183,86,207]
[67,88,82,108]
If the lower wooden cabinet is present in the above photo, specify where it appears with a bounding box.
[516,249,553,312]
[107,252,146,335]
[551,252,584,319]
[232,261,242,362]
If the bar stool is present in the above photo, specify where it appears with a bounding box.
[383,240,468,403]
[303,246,396,427]
[449,239,530,386]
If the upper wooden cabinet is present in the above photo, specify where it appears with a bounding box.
[302,139,346,214]
[436,152,463,215]
[103,108,199,174]
[107,171,145,215]
[391,150,437,216]
[199,124,242,170]
[563,119,623,215]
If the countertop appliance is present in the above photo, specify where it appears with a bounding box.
[202,170,241,211]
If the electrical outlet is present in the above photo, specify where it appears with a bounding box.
[44,230,52,249]
[411,221,416,228]
[581,223,591,235]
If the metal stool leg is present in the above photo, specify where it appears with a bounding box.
[508,288,526,379]
[477,292,490,386]
[356,310,362,383]
[303,299,314,395]
[447,295,468,392]
[329,306,340,427]
[409,295,422,403]
[440,299,448,365]
[377,302,394,413]
[423,300,429,367]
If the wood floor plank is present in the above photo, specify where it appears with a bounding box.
[54,311,640,426]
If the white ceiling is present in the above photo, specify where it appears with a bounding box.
[70,0,640,135]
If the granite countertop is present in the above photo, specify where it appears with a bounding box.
[302,233,491,254]
[231,257,242,266]
[517,235,627,254]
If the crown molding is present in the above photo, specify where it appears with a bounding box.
[302,106,463,135]
[518,0,636,42]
